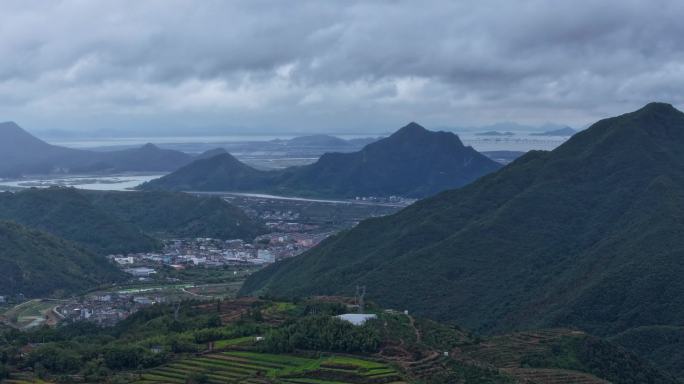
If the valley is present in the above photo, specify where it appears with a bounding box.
[4,4,684,383]
[0,188,408,332]
[2,106,682,383]
[2,105,684,383]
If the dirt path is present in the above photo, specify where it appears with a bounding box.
[407,314,421,344]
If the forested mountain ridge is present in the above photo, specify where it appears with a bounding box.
[0,188,159,255]
[0,188,263,255]
[0,221,123,297]
[241,103,684,376]
[85,189,264,241]
[141,122,502,198]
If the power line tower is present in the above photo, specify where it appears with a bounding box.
[356,285,366,314]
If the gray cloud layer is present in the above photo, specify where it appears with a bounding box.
[1,0,683,134]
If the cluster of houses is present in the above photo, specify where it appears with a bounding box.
[57,292,161,326]
[108,234,331,275]
[354,195,415,204]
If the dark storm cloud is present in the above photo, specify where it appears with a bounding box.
[1,0,684,133]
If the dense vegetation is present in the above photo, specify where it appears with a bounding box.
[0,121,196,177]
[85,190,264,241]
[0,187,159,255]
[0,221,123,297]
[142,122,502,198]
[0,298,673,383]
[0,300,370,382]
[610,325,684,378]
[262,316,380,353]
[242,103,684,377]
[0,188,262,256]
[520,335,676,384]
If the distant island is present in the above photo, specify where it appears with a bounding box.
[272,134,379,148]
[474,130,515,136]
[531,126,577,136]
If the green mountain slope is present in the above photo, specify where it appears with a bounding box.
[0,221,122,296]
[0,188,263,255]
[241,103,684,341]
[143,152,275,192]
[142,123,502,198]
[609,325,684,378]
[0,188,159,255]
[84,190,264,240]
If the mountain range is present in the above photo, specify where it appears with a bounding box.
[0,121,216,177]
[141,123,502,198]
[241,102,684,377]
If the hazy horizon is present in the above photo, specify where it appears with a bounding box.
[19,120,577,141]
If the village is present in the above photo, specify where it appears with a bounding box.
[0,193,409,332]
[1,227,335,330]
[109,230,332,277]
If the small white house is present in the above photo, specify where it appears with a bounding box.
[336,313,377,326]
[114,256,135,265]
[257,249,275,263]
[124,267,156,277]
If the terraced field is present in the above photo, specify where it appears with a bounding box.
[459,329,611,384]
[132,351,407,384]
[460,329,584,368]
[2,372,52,383]
[503,368,610,384]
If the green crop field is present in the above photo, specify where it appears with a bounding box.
[131,351,408,384]
[2,372,52,384]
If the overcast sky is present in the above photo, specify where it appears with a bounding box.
[1,0,684,136]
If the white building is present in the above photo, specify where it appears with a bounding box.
[114,256,135,265]
[124,267,156,277]
[336,313,377,326]
[257,249,275,263]
[133,297,155,305]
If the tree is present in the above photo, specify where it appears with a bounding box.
[0,363,9,380]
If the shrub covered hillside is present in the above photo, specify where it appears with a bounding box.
[0,297,675,383]
[84,190,265,241]
[241,103,684,378]
[0,187,159,255]
[0,188,264,256]
[0,221,123,297]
